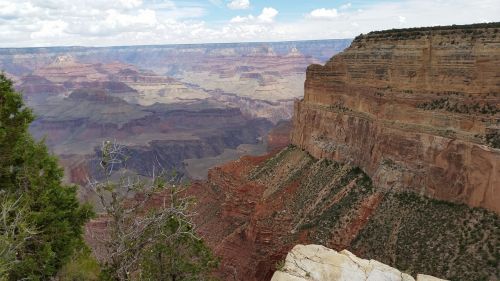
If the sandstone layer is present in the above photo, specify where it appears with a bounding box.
[271,245,446,281]
[291,23,500,213]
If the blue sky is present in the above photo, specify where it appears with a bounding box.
[204,0,357,21]
[0,0,499,47]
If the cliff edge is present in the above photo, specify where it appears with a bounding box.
[291,23,500,212]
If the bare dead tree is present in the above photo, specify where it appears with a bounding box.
[0,193,36,280]
[87,141,197,281]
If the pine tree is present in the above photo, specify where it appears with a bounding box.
[0,73,93,280]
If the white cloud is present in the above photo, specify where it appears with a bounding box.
[308,8,338,20]
[30,20,68,39]
[0,1,40,19]
[105,9,157,29]
[119,0,142,9]
[230,7,278,24]
[230,15,254,23]
[258,7,278,23]
[227,0,250,10]
[0,0,499,47]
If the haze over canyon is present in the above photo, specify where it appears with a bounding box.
[0,40,350,185]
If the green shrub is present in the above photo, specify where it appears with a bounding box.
[56,248,101,281]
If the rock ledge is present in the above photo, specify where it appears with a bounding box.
[271,245,447,281]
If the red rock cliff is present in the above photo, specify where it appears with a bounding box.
[291,23,500,213]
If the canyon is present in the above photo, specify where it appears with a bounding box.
[0,40,350,183]
[189,23,500,281]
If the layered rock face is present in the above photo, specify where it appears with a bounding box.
[291,23,500,213]
[271,245,446,281]
[32,99,272,183]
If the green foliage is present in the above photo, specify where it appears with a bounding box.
[0,73,93,280]
[275,259,286,271]
[139,217,218,281]
[56,247,101,281]
[0,73,34,191]
[485,131,500,149]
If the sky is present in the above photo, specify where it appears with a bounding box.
[0,0,499,47]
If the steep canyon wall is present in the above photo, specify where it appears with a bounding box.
[291,24,500,212]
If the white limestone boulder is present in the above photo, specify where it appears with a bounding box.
[271,245,447,281]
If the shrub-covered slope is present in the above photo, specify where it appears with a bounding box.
[193,146,499,281]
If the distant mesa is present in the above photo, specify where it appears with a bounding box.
[51,55,78,66]
[286,46,303,57]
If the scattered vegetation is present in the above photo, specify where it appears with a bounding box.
[354,22,500,42]
[326,102,351,112]
[351,192,500,281]
[416,98,499,115]
[249,145,316,199]
[299,166,376,246]
[251,147,499,281]
[485,131,500,148]
[249,146,294,178]
[56,248,101,281]
[275,259,286,271]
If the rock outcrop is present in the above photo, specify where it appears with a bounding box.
[291,23,500,213]
[271,245,446,281]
